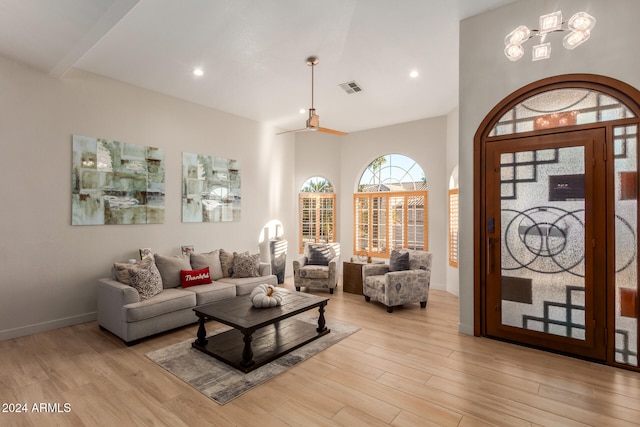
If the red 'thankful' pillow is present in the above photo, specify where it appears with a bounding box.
[180,267,212,288]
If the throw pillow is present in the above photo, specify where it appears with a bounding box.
[180,267,212,288]
[219,249,235,278]
[190,250,223,280]
[307,244,332,266]
[231,252,260,278]
[153,254,192,288]
[139,248,153,260]
[128,257,163,301]
[389,250,410,271]
[113,262,134,284]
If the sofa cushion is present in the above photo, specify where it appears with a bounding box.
[154,254,191,288]
[389,250,410,272]
[190,250,223,280]
[232,252,260,278]
[218,275,278,295]
[307,244,332,266]
[219,249,234,278]
[127,257,163,301]
[299,265,330,279]
[181,281,236,305]
[123,288,196,322]
[180,267,212,288]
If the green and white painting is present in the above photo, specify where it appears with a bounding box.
[182,152,241,222]
[72,135,165,225]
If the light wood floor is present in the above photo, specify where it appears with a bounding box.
[2,278,640,427]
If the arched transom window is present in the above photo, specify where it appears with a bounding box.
[490,88,637,137]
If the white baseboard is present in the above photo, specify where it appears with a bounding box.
[458,322,473,335]
[430,281,446,291]
[0,312,97,341]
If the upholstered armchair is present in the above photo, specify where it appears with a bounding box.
[293,243,340,294]
[362,249,432,313]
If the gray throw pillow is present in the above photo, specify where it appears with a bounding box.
[128,257,163,301]
[153,254,192,288]
[231,252,260,278]
[389,250,410,271]
[190,250,223,280]
[307,244,332,266]
[219,249,235,278]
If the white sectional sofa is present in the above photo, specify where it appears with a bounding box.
[97,249,277,345]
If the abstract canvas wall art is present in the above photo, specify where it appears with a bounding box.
[182,152,241,222]
[72,135,165,225]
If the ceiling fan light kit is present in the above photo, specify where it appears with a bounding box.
[276,56,348,136]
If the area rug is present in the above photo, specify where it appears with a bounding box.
[146,316,359,405]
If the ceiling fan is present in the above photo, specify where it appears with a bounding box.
[276,56,348,136]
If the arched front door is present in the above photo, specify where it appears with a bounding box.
[475,75,640,371]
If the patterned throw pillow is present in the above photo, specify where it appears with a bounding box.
[231,252,260,278]
[219,249,235,278]
[389,250,410,271]
[180,267,212,288]
[128,257,163,301]
[307,244,332,266]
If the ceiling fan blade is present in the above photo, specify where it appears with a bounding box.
[318,127,348,136]
[276,127,310,135]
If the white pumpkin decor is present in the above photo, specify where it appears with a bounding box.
[250,284,283,308]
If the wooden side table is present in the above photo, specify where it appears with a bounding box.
[343,261,366,294]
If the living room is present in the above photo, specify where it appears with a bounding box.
[2,0,640,425]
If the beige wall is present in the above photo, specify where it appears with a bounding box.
[0,56,296,340]
[446,107,460,297]
[459,0,640,334]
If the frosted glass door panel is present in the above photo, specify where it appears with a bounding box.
[614,124,639,366]
[500,146,586,340]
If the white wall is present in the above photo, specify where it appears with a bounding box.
[446,107,460,296]
[296,117,449,289]
[0,56,296,340]
[458,0,640,334]
[294,131,343,260]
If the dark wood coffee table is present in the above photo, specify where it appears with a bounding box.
[192,289,330,373]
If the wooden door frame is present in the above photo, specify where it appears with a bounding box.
[473,74,640,367]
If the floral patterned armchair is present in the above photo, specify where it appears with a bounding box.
[362,249,432,313]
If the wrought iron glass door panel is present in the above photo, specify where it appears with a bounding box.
[485,129,607,360]
[613,124,639,367]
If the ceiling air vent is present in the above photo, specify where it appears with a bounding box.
[339,81,363,94]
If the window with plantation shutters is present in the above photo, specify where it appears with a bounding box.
[354,191,427,258]
[448,189,459,267]
[298,177,336,253]
[354,154,428,258]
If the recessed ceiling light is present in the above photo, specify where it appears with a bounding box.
[410,70,419,78]
[193,68,204,77]
[299,108,306,114]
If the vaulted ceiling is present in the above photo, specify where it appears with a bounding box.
[0,0,516,133]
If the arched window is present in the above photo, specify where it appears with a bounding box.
[354,154,427,258]
[299,176,336,253]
